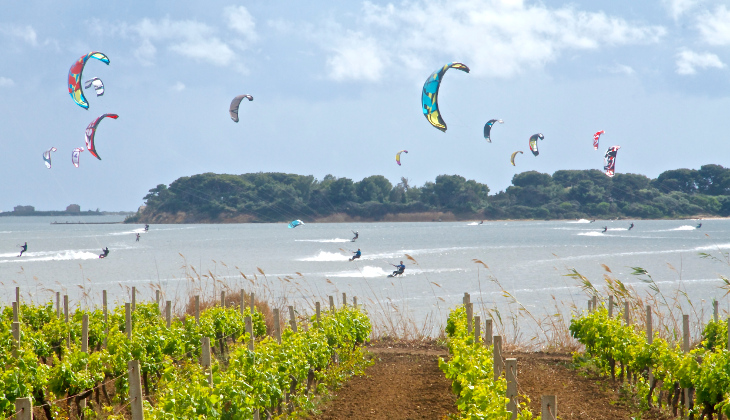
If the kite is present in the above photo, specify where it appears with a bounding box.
[84,77,105,96]
[396,150,408,166]
[510,151,523,166]
[68,52,110,109]
[604,146,620,177]
[43,147,57,169]
[421,62,470,132]
[529,133,544,156]
[72,147,84,168]
[593,130,605,150]
[483,119,504,142]
[85,114,119,160]
[288,220,304,229]
[229,94,254,122]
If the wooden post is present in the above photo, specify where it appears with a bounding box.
[727,316,730,352]
[201,337,212,385]
[12,301,18,322]
[245,316,254,351]
[342,292,347,307]
[474,316,481,344]
[195,295,200,324]
[11,322,20,358]
[156,290,161,305]
[14,397,32,420]
[126,303,132,340]
[82,314,89,353]
[608,295,614,317]
[588,299,592,312]
[506,358,517,419]
[592,295,597,312]
[485,319,493,346]
[127,360,144,420]
[221,291,226,307]
[103,290,108,347]
[467,303,473,333]
[463,292,470,306]
[166,301,172,328]
[646,306,653,386]
[353,296,357,308]
[493,336,503,381]
[329,296,335,312]
[56,292,61,318]
[273,309,282,344]
[624,301,630,325]
[64,295,69,323]
[683,314,690,416]
[240,289,245,315]
[131,286,136,312]
[15,286,20,305]
[250,292,255,312]
[316,302,321,326]
[541,396,557,420]
[714,300,719,322]
[288,306,297,332]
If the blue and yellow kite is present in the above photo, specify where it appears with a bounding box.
[421,62,469,132]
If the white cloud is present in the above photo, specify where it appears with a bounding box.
[676,49,725,74]
[0,24,37,46]
[607,64,635,75]
[171,81,185,91]
[316,0,666,81]
[225,5,257,42]
[134,39,157,65]
[664,0,702,20]
[697,6,730,45]
[0,77,15,87]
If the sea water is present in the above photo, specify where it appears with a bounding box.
[1,216,727,332]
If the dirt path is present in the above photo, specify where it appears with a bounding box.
[308,341,457,419]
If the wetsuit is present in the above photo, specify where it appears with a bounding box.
[602,227,608,233]
[629,223,634,230]
[352,232,359,241]
[144,224,149,232]
[100,247,109,258]
[391,264,405,276]
[18,243,27,257]
[697,223,702,229]
[350,250,361,261]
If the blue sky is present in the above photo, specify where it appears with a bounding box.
[1,0,729,211]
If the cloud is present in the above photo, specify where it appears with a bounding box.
[607,64,635,75]
[697,5,730,45]
[663,0,702,20]
[316,0,666,81]
[0,77,15,87]
[0,24,37,46]
[676,49,725,74]
[225,5,257,42]
[171,81,185,91]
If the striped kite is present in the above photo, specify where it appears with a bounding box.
[85,114,119,160]
[43,147,57,169]
[72,147,84,168]
[593,130,605,150]
[604,146,620,177]
[68,52,110,109]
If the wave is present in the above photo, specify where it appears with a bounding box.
[672,225,698,231]
[608,228,628,231]
[467,222,482,226]
[0,250,100,264]
[567,219,592,224]
[577,232,605,236]
[297,251,350,262]
[295,238,351,243]
[327,266,391,278]
[108,228,146,236]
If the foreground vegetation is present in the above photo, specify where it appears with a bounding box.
[127,164,730,223]
[0,299,371,419]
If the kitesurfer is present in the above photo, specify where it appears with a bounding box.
[697,223,702,229]
[18,242,27,257]
[629,223,634,231]
[590,220,596,223]
[136,233,140,242]
[390,261,406,277]
[99,247,109,259]
[351,231,359,242]
[602,226,608,233]
[349,249,362,262]
[144,224,149,232]
[478,220,484,225]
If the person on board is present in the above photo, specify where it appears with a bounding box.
[602,226,608,233]
[349,248,362,262]
[629,223,634,230]
[144,224,149,232]
[390,261,406,277]
[697,223,702,229]
[351,231,359,242]
[18,242,27,257]
[99,247,110,259]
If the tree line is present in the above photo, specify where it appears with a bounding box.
[126,164,730,222]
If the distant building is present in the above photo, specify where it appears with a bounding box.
[13,205,35,213]
[66,204,81,213]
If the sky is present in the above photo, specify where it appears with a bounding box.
[1,0,729,211]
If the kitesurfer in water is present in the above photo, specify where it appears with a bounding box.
[629,223,634,231]
[144,224,149,232]
[136,233,140,242]
[349,249,362,262]
[18,242,27,257]
[590,220,596,223]
[390,261,406,277]
[99,247,109,259]
[478,220,484,225]
[602,226,608,233]
[351,231,359,242]
[697,223,702,229]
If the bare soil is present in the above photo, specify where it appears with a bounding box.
[308,343,675,419]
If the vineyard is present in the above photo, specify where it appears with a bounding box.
[0,289,371,419]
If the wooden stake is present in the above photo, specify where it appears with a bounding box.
[541,396,557,420]
[156,290,161,305]
[64,295,69,323]
[342,292,347,307]
[463,292,470,306]
[485,319,493,346]
[56,292,61,318]
[714,300,719,322]
[353,296,357,308]
[12,301,18,322]
[131,286,136,312]
[683,314,690,353]
[506,358,517,419]
[474,316,481,344]
[15,286,19,305]
[467,303,473,333]
[608,295,614,317]
[273,308,282,344]
[201,337,212,385]
[240,289,245,315]
[166,301,172,328]
[329,296,335,312]
[82,314,89,353]
[11,322,19,358]
[245,316,254,351]
[288,306,297,332]
[126,303,132,340]
[221,291,226,307]
[195,295,200,324]
[316,302,321,326]
[624,301,630,325]
[103,290,108,347]
[127,360,144,420]
[592,295,597,312]
[14,397,32,420]
[250,292,255,313]
[493,336,503,381]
